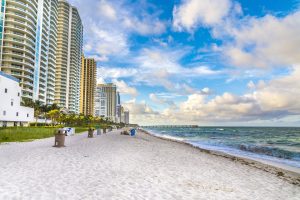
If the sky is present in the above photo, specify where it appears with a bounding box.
[69,0,300,126]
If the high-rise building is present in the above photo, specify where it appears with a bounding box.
[115,91,121,123]
[120,106,129,124]
[94,88,107,117]
[95,83,116,121]
[124,110,129,124]
[46,0,59,105]
[116,104,121,123]
[0,0,58,104]
[116,91,120,105]
[54,0,83,113]
[80,56,96,116]
[35,0,58,105]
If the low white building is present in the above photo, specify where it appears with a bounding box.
[0,72,34,127]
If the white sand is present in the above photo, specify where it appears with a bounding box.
[0,129,299,200]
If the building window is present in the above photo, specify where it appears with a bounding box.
[5,88,7,93]
[16,112,19,116]
[3,111,6,116]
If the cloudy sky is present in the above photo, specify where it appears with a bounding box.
[69,0,300,126]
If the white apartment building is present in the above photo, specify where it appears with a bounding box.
[95,83,116,121]
[94,89,107,118]
[0,0,59,104]
[0,71,34,127]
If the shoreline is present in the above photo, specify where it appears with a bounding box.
[0,129,299,199]
[139,128,300,185]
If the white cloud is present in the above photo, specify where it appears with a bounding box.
[253,67,300,112]
[123,16,166,35]
[97,47,220,95]
[98,67,138,79]
[136,48,221,77]
[113,79,138,97]
[70,0,300,125]
[97,77,105,84]
[247,81,255,90]
[97,0,117,21]
[173,1,300,70]
[70,0,166,63]
[223,11,300,68]
[173,0,232,31]
[122,99,161,124]
[86,54,109,62]
[126,66,300,125]
[90,25,129,56]
[149,93,176,108]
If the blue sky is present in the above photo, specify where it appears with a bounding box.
[69,0,300,126]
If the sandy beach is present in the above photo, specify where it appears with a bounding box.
[0,129,299,200]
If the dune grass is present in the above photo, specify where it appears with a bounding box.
[0,127,57,143]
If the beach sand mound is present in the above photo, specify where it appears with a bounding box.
[0,130,299,200]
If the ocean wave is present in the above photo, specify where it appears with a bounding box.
[143,127,300,168]
[238,144,300,160]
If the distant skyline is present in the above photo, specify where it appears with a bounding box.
[69,0,300,126]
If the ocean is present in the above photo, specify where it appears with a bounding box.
[144,127,300,168]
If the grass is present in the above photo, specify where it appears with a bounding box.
[74,127,89,134]
[0,125,115,143]
[0,127,57,143]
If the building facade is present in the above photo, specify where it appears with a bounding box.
[0,0,58,104]
[120,106,129,124]
[95,83,116,121]
[80,56,96,116]
[124,110,129,124]
[94,88,107,118]
[116,104,121,123]
[0,71,34,127]
[54,0,83,113]
[115,91,121,123]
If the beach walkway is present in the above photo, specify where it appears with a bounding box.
[0,130,299,199]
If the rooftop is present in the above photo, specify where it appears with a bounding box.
[0,71,20,83]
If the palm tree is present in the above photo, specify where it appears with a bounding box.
[58,113,66,125]
[21,97,34,108]
[47,109,60,126]
[32,100,43,126]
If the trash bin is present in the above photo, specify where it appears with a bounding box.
[130,129,136,136]
[88,128,94,138]
[53,129,66,147]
